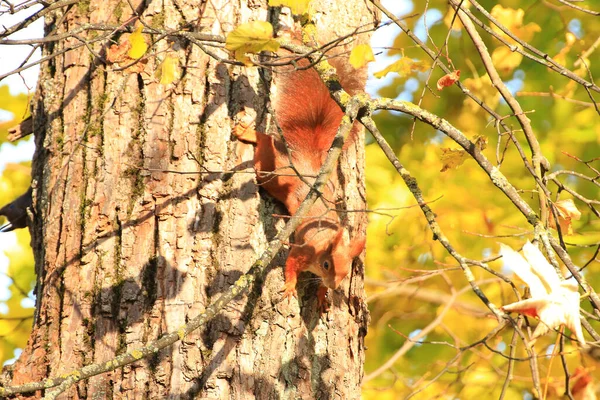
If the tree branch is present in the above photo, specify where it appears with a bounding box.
[448,0,550,239]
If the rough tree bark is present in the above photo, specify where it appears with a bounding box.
[7,0,376,398]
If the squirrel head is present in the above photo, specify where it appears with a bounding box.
[288,224,365,290]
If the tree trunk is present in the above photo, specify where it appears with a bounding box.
[8,0,376,398]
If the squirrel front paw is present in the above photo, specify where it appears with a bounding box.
[233,109,258,144]
[282,281,298,301]
[317,286,330,313]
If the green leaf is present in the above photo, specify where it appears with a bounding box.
[225,21,280,65]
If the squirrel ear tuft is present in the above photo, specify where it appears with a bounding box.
[349,235,366,259]
[332,228,346,247]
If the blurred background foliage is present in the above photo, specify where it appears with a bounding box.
[0,0,598,397]
[0,86,34,364]
[362,0,599,398]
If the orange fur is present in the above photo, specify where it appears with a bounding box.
[253,57,366,308]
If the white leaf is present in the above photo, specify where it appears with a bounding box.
[522,241,561,291]
[499,242,586,347]
[560,281,586,347]
[499,242,548,298]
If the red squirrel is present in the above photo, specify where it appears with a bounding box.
[237,54,366,307]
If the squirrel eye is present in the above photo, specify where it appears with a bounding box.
[322,260,330,271]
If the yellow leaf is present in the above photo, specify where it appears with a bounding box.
[440,147,468,172]
[491,46,523,74]
[462,74,499,112]
[549,198,581,235]
[490,5,540,43]
[440,136,486,172]
[157,54,180,85]
[128,23,148,60]
[269,0,311,14]
[374,58,429,79]
[234,51,253,66]
[225,21,280,65]
[349,44,375,69]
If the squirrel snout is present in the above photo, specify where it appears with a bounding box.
[333,274,345,289]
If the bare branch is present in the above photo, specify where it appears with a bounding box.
[555,0,599,15]
[449,0,550,228]
[465,0,600,94]
[0,0,78,39]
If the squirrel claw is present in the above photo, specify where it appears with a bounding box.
[282,282,297,302]
[232,116,258,144]
[317,286,330,313]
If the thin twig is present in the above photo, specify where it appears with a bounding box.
[448,0,550,231]
[555,0,599,15]
[361,115,503,317]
